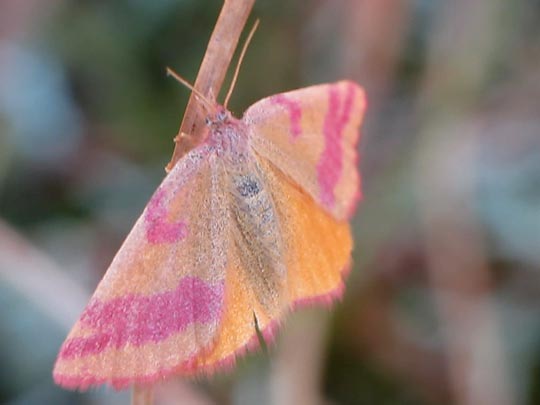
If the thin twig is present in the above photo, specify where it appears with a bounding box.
[166,0,256,171]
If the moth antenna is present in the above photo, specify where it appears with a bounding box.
[223,19,260,109]
[166,67,215,112]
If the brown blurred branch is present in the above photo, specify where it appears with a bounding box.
[154,380,216,405]
[343,0,411,102]
[166,0,255,171]
[416,1,515,404]
[132,386,153,405]
[271,310,331,405]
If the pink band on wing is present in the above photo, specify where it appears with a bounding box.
[145,188,188,243]
[58,277,223,359]
[317,83,356,208]
[271,94,302,139]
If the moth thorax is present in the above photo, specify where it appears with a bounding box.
[209,122,248,157]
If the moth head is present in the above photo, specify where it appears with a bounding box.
[205,107,231,127]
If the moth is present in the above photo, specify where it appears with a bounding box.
[53,52,365,391]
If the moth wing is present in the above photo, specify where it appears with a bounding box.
[187,154,352,373]
[243,81,366,220]
[53,146,228,389]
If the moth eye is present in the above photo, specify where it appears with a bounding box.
[217,110,228,122]
[237,176,260,198]
[205,117,212,126]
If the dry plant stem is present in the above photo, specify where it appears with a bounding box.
[132,385,153,405]
[166,0,256,171]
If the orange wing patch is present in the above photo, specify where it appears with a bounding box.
[181,158,352,374]
[267,158,352,308]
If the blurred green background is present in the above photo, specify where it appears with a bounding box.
[1,1,540,404]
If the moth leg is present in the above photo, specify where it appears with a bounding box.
[253,311,269,353]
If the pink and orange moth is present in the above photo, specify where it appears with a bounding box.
[53,50,366,390]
